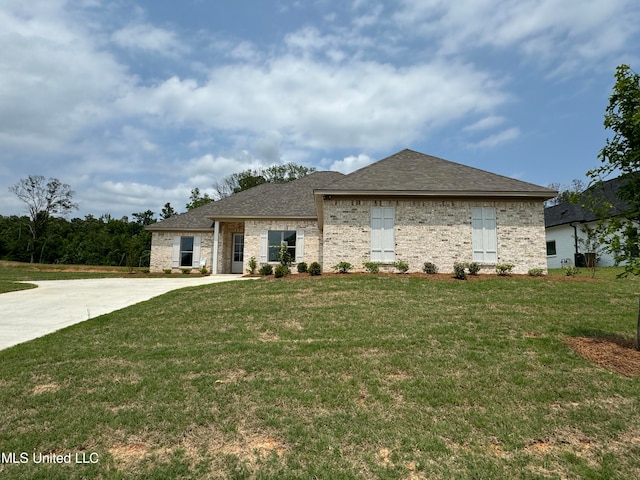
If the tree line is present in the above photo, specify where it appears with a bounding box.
[1,163,315,266]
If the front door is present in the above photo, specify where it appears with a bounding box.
[232,233,244,274]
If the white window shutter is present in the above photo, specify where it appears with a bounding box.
[371,207,394,262]
[484,210,497,263]
[295,230,305,263]
[172,236,180,268]
[192,236,201,268]
[472,207,497,262]
[259,230,268,263]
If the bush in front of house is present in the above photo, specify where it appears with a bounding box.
[467,262,481,275]
[181,268,192,274]
[259,264,273,276]
[363,261,381,273]
[308,262,322,276]
[528,268,545,276]
[297,262,308,273]
[422,262,438,274]
[274,265,290,278]
[496,263,515,276]
[333,262,353,274]
[453,262,467,280]
[248,256,257,275]
[393,260,409,273]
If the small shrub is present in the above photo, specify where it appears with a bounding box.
[274,264,290,278]
[363,261,380,273]
[453,262,467,280]
[333,262,353,274]
[163,268,172,274]
[422,262,438,274]
[496,263,514,276]
[278,244,292,267]
[248,256,257,275]
[528,268,545,276]
[181,268,192,274]
[393,260,410,273]
[259,264,273,276]
[564,265,579,277]
[297,262,308,273]
[199,266,208,275]
[467,262,481,275]
[308,262,322,276]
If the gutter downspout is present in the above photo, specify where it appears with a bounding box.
[570,222,579,254]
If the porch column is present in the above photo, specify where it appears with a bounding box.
[212,221,220,274]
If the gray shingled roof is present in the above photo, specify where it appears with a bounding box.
[149,149,557,232]
[315,149,556,197]
[147,171,345,231]
[545,177,629,228]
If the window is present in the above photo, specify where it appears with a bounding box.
[267,230,296,262]
[471,207,497,263]
[371,207,395,262]
[180,237,194,266]
[546,240,557,256]
[172,235,201,268]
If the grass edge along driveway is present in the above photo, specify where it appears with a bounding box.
[0,274,639,479]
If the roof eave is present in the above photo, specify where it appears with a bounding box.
[314,189,557,199]
[204,215,318,221]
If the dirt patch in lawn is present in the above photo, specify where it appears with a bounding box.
[564,336,640,377]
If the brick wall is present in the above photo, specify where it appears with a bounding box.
[149,231,215,273]
[244,219,322,272]
[321,198,547,274]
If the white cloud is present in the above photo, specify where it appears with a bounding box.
[330,154,373,173]
[111,23,186,56]
[117,57,507,151]
[464,116,506,132]
[470,127,521,148]
[394,0,640,71]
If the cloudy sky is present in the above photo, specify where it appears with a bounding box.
[1,0,639,219]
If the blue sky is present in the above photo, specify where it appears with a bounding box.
[1,0,639,219]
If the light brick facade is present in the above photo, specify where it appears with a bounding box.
[149,231,215,273]
[243,219,322,272]
[321,197,547,274]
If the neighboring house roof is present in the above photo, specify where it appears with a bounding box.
[544,177,629,228]
[315,149,557,198]
[147,171,345,231]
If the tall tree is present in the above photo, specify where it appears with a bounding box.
[161,202,176,219]
[8,175,77,263]
[186,188,214,210]
[132,210,156,226]
[586,65,640,275]
[213,162,315,199]
[546,179,586,206]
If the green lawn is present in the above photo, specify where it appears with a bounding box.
[0,273,639,479]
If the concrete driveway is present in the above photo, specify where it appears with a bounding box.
[0,275,251,351]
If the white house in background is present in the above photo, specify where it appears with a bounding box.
[544,178,628,269]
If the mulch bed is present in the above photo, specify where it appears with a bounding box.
[564,336,640,377]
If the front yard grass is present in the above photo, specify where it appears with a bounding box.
[0,274,639,479]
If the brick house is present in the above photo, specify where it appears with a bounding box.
[147,149,556,274]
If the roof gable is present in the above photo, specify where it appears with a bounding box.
[317,149,556,198]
